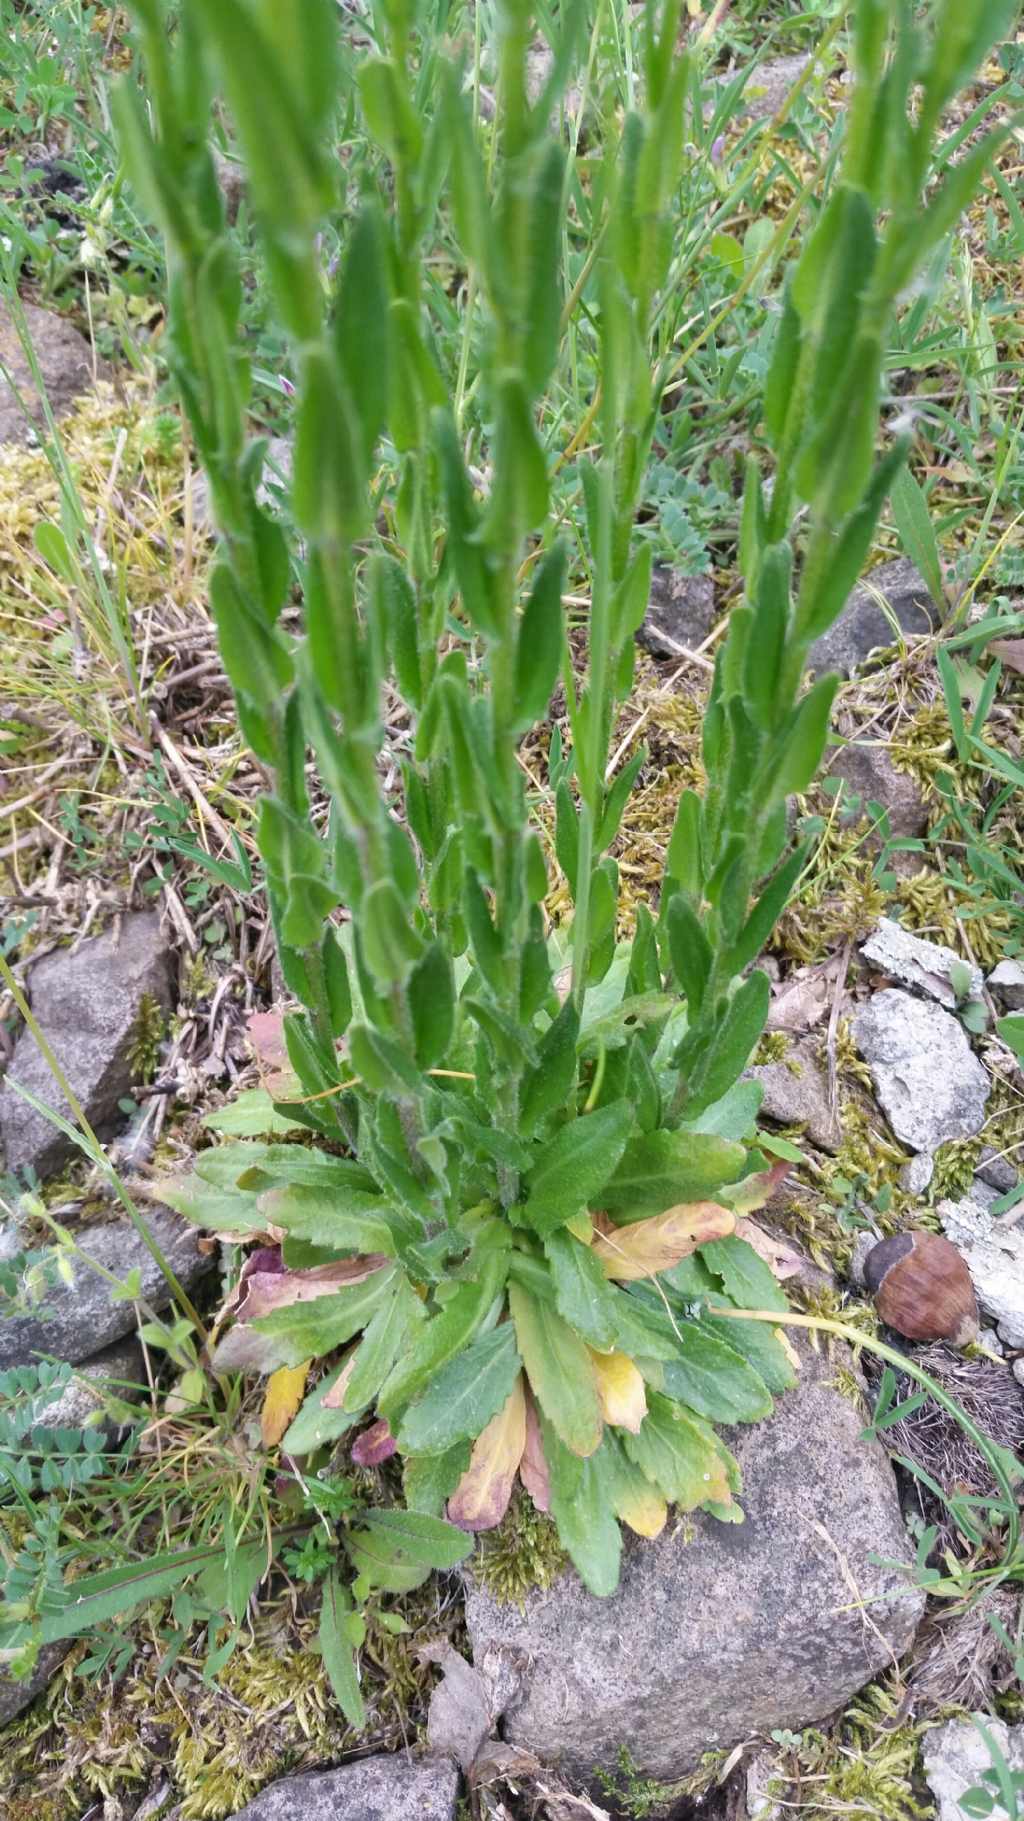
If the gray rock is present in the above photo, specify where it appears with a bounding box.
[747,1038,841,1151]
[0,298,110,447]
[848,1230,879,1289]
[637,567,715,659]
[711,53,814,123]
[852,989,989,1154]
[939,1184,1024,1349]
[465,1346,923,1786]
[824,742,929,847]
[0,1641,69,1727]
[1014,1359,1024,1389]
[988,958,1024,1011]
[228,1755,459,1821]
[744,1750,784,1821]
[899,1152,934,1195]
[861,918,982,1010]
[808,560,938,678]
[33,1337,145,1432]
[0,1205,213,1369]
[975,1147,1018,1195]
[0,912,173,1178]
[923,1717,1024,1821]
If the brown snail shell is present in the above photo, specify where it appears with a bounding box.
[863,1230,978,1346]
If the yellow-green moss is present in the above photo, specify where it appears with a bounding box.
[125,990,166,1082]
[474,1490,567,1610]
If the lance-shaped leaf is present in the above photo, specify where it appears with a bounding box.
[593,1203,735,1281]
[260,1360,310,1447]
[600,1129,747,1219]
[624,1392,737,1511]
[512,541,568,733]
[249,1265,397,1367]
[543,1425,622,1596]
[543,1228,621,1349]
[233,1252,389,1322]
[654,1322,773,1424]
[398,1323,522,1455]
[522,1100,633,1236]
[589,1349,647,1433]
[447,1375,527,1531]
[509,1281,603,1457]
[318,1570,365,1729]
[254,1183,398,1256]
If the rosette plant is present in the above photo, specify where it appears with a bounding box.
[119,0,1012,1628]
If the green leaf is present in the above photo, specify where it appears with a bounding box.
[512,542,567,733]
[543,1229,621,1350]
[521,140,567,395]
[255,1183,398,1256]
[379,1228,510,1417]
[16,1543,234,1646]
[681,971,771,1118]
[281,1359,364,1455]
[509,1281,602,1457]
[252,1268,397,1366]
[522,1100,633,1235]
[344,1509,472,1592]
[318,1570,365,1729]
[655,1323,773,1423]
[601,1129,747,1219]
[404,1441,473,1516]
[624,1391,739,1510]
[202,1089,305,1137]
[698,1308,796,1395]
[770,676,839,799]
[701,1233,789,1313]
[344,1278,426,1412]
[890,466,945,610]
[666,895,712,1015]
[996,1014,1024,1062]
[544,1425,622,1596]
[520,999,580,1135]
[397,1323,522,1454]
[408,941,456,1069]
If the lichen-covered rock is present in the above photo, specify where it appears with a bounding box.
[31,1337,145,1432]
[852,989,989,1154]
[0,298,110,447]
[637,566,715,659]
[923,1717,1024,1821]
[988,958,1024,1011]
[0,1206,213,1369]
[808,559,937,677]
[227,1755,459,1821]
[940,1183,1024,1348]
[861,918,982,1009]
[465,1347,923,1786]
[824,742,929,849]
[0,912,173,1178]
[747,1037,841,1151]
[0,1642,68,1727]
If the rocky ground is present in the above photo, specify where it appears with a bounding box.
[2,18,1024,1821]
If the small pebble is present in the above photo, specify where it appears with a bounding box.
[1013,1359,1024,1389]
[899,1152,934,1195]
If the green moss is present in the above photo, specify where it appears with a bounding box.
[125,991,166,1082]
[754,1030,792,1064]
[766,1680,931,1820]
[474,1490,567,1609]
[593,1745,703,1818]
[931,1138,984,1200]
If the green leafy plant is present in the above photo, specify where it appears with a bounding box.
[113,0,1014,1613]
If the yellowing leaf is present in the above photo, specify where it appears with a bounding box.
[589,1350,647,1433]
[447,1374,526,1532]
[519,1392,550,1513]
[261,1360,310,1447]
[593,1203,735,1280]
[616,1483,668,1539]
